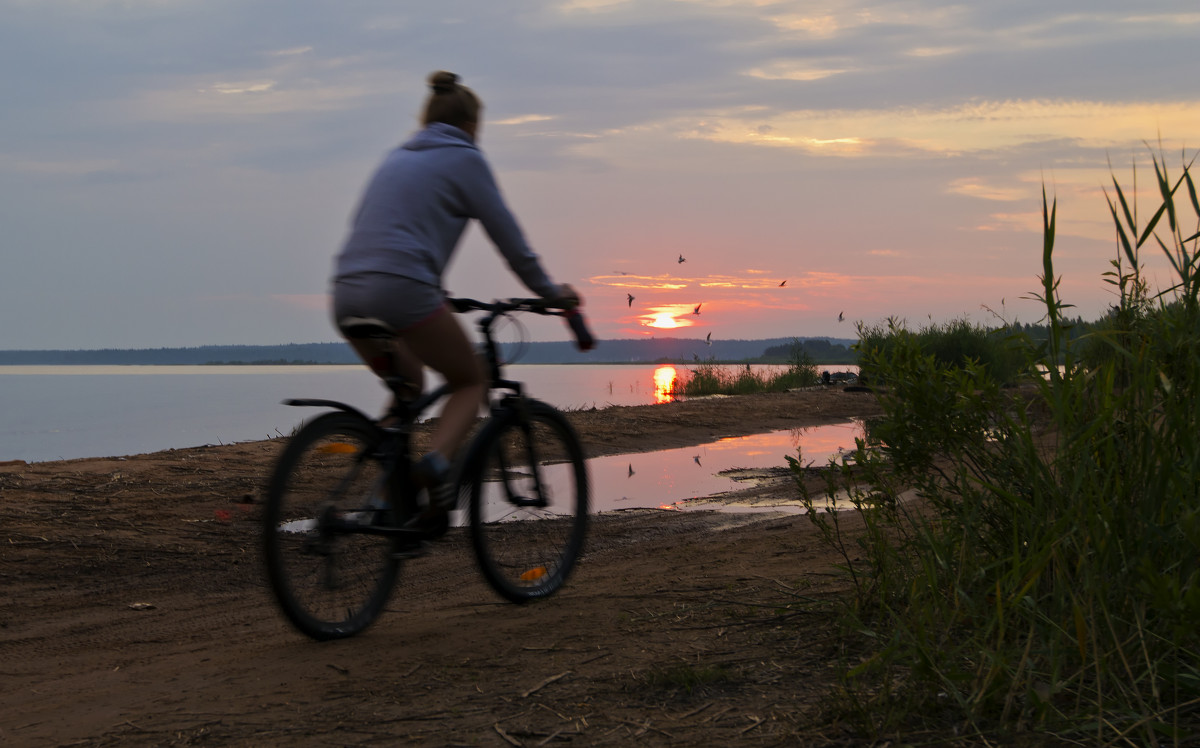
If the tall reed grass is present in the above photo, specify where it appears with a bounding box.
[679,340,819,396]
[857,316,1026,386]
[794,146,1200,744]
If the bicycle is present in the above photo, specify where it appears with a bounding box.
[262,297,595,641]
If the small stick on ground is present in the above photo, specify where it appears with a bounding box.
[521,671,571,698]
[493,723,523,747]
[739,716,764,735]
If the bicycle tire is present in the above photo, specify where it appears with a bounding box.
[262,411,400,640]
[461,399,589,603]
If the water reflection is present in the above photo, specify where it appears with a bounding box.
[653,365,678,404]
[442,420,863,525]
[592,421,864,512]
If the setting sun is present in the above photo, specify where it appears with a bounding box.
[648,313,678,329]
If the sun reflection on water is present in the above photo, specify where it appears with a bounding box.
[653,365,678,404]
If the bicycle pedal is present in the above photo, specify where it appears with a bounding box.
[419,508,450,539]
[392,540,429,560]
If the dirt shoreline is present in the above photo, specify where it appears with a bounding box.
[1,388,883,746]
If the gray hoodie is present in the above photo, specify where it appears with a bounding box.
[334,122,558,297]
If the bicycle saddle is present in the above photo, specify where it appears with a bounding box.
[338,316,397,340]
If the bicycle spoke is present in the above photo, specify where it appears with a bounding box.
[466,400,588,603]
[263,413,400,640]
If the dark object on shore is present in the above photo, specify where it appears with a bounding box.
[821,370,858,386]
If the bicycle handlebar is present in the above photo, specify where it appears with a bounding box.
[447,296,596,351]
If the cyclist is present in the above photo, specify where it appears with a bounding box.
[331,70,579,520]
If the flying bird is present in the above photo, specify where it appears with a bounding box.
[693,303,702,315]
[627,463,635,477]
[678,254,686,264]
[779,280,787,287]
[838,311,845,322]
[627,293,634,307]
[705,331,712,346]
[693,455,702,466]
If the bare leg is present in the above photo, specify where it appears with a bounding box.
[397,306,485,459]
[345,338,424,415]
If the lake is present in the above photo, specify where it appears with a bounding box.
[0,363,858,464]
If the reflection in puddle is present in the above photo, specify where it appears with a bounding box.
[278,421,864,533]
[591,420,864,513]
[451,420,863,525]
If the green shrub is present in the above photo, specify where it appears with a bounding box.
[857,316,1026,387]
[680,340,819,396]
[795,146,1200,743]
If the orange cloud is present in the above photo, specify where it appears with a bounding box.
[591,274,689,290]
[592,271,822,291]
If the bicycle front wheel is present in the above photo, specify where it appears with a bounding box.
[262,411,400,640]
[462,399,589,603]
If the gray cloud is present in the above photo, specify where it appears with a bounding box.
[1,0,1197,348]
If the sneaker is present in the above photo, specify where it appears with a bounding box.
[401,496,450,541]
[417,503,450,539]
[413,452,457,511]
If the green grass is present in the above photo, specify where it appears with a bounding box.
[793,144,1200,744]
[679,339,820,396]
[857,316,1026,387]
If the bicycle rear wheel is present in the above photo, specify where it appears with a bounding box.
[462,399,589,603]
[263,411,400,640]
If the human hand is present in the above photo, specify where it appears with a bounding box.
[554,283,581,308]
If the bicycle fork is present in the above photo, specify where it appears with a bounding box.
[495,404,550,510]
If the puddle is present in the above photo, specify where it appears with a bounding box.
[590,420,864,513]
[436,420,864,525]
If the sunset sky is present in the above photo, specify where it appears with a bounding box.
[2,1,1197,350]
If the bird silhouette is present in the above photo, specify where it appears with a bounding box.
[627,293,634,307]
[678,254,686,264]
[779,280,787,287]
[705,331,712,346]
[693,455,702,466]
[838,311,845,322]
[693,303,702,315]
[627,463,635,477]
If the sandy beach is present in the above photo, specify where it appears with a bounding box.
[1,388,884,746]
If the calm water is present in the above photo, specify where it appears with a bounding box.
[0,363,855,464]
[588,422,863,512]
[433,421,865,520]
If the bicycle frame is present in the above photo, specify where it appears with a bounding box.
[283,297,580,520]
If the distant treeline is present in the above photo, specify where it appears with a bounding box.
[0,318,1110,367]
[0,336,859,366]
[502,336,858,364]
[0,343,363,366]
[759,339,857,364]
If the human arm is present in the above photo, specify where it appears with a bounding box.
[458,153,563,299]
